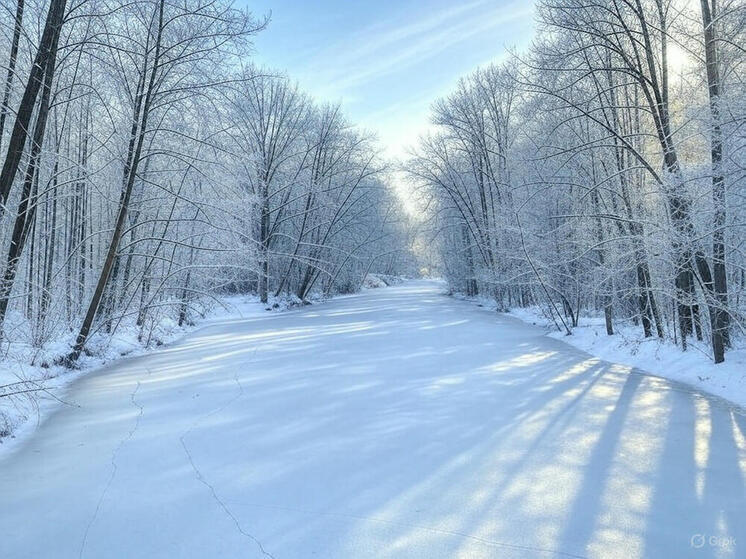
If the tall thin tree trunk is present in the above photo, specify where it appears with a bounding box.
[701,0,729,362]
[0,0,24,151]
[0,0,66,215]
[66,0,165,363]
[259,188,270,303]
[40,159,59,324]
[0,20,62,330]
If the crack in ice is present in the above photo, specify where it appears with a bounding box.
[179,351,274,559]
[78,372,148,559]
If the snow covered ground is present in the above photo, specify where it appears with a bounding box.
[0,293,304,457]
[1,280,744,558]
[476,300,746,412]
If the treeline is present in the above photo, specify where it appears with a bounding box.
[0,0,410,363]
[408,0,745,363]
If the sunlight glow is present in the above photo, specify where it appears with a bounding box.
[549,358,600,383]
[694,397,712,500]
[487,351,557,372]
[666,42,691,74]
[730,413,746,483]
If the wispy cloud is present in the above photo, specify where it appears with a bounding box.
[299,0,534,97]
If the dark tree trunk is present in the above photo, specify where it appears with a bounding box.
[40,159,59,322]
[0,0,24,150]
[66,0,165,363]
[701,0,729,362]
[0,0,66,214]
[462,223,478,297]
[0,19,62,329]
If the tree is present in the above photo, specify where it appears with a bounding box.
[0,0,66,215]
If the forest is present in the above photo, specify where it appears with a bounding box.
[0,0,413,380]
[408,0,745,365]
[1,2,745,558]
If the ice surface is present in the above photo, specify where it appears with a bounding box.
[1,281,744,558]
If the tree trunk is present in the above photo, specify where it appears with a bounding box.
[462,223,478,296]
[65,0,165,363]
[700,0,729,362]
[0,0,66,215]
[0,21,62,330]
[40,159,59,324]
[259,191,270,303]
[0,0,24,151]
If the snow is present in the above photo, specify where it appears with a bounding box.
[504,305,746,412]
[1,280,744,558]
[363,273,388,289]
[0,292,304,458]
[363,273,407,289]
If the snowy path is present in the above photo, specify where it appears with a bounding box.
[1,281,744,559]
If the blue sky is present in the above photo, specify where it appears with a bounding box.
[244,0,536,159]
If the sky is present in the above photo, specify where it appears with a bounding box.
[243,0,536,161]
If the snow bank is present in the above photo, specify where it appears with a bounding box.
[0,292,301,456]
[363,273,406,289]
[455,294,746,410]
[363,274,388,289]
